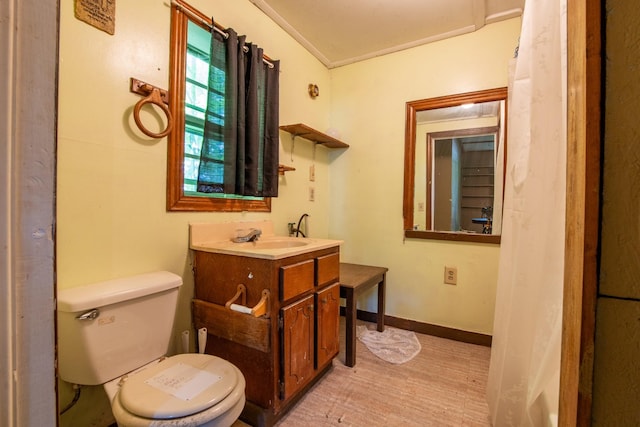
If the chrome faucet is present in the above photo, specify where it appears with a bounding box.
[232,228,262,243]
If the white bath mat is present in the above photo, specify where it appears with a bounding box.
[356,325,421,364]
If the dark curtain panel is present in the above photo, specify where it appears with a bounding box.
[197,23,280,197]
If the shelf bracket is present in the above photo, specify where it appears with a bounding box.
[290,134,297,161]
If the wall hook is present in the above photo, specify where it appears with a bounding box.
[308,83,319,98]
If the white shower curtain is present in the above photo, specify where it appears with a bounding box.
[487,0,567,425]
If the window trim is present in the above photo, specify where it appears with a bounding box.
[167,1,271,212]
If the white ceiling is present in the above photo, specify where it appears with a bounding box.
[249,0,525,68]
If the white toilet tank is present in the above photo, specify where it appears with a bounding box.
[57,271,183,386]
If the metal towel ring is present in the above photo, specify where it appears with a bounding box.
[133,87,174,138]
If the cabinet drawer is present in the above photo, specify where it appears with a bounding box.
[280,259,315,301]
[316,252,340,287]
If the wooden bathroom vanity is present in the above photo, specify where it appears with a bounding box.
[190,223,341,427]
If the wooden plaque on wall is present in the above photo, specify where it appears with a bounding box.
[74,0,115,35]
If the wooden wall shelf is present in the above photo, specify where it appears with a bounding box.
[280,123,349,148]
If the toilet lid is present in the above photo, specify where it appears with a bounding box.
[118,353,239,419]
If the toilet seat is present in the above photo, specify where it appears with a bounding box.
[110,353,245,426]
[117,353,238,419]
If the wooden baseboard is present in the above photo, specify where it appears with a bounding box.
[341,308,492,347]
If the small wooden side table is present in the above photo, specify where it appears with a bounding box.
[339,262,388,367]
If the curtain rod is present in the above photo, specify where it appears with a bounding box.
[171,0,275,69]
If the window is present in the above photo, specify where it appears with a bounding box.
[167,2,272,211]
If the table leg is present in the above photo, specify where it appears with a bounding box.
[377,274,386,333]
[345,288,356,367]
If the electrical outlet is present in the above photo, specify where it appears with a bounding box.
[309,186,315,201]
[444,266,457,285]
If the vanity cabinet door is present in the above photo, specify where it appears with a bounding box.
[280,295,314,401]
[316,282,340,369]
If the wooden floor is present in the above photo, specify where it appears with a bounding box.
[235,319,492,427]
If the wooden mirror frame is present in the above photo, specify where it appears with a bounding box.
[403,87,507,243]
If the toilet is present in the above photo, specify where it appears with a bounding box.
[57,271,245,427]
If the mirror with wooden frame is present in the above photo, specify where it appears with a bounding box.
[403,87,507,243]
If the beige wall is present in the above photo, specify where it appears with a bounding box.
[57,0,334,425]
[57,0,335,290]
[56,0,520,424]
[329,18,520,333]
[57,0,334,330]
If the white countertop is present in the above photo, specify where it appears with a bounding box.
[190,236,342,260]
[190,221,342,260]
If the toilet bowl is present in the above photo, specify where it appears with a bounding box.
[106,354,245,427]
[57,272,246,427]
